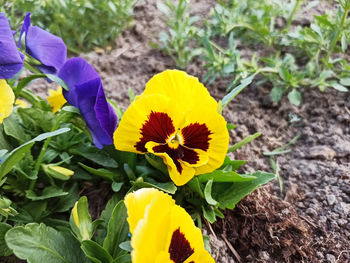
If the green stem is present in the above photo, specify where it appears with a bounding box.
[285,0,301,31]
[30,114,66,190]
[324,5,349,65]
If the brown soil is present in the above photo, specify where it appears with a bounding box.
[31,0,350,262]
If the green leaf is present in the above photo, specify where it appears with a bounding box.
[330,82,348,92]
[103,201,129,259]
[3,114,30,143]
[187,177,204,198]
[198,170,256,183]
[0,141,34,181]
[204,179,218,206]
[118,241,131,252]
[270,86,284,102]
[222,74,255,107]
[287,89,302,106]
[112,254,131,263]
[5,223,85,263]
[202,205,216,223]
[79,162,120,181]
[111,182,124,193]
[340,78,350,86]
[25,186,68,201]
[214,171,275,209]
[0,223,12,257]
[228,132,261,153]
[82,240,113,263]
[70,145,118,168]
[46,74,69,91]
[134,179,177,194]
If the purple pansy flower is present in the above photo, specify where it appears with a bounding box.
[18,13,67,75]
[0,13,24,79]
[58,58,118,149]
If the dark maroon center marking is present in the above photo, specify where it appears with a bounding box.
[152,144,201,173]
[182,123,212,151]
[135,111,175,152]
[169,228,194,263]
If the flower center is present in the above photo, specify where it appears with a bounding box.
[167,132,183,149]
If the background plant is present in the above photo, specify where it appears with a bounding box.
[155,0,350,106]
[0,0,137,53]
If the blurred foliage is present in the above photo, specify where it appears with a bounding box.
[155,0,350,106]
[1,0,138,53]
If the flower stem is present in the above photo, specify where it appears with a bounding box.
[29,114,66,190]
[285,0,301,32]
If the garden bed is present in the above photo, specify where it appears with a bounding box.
[27,0,350,262]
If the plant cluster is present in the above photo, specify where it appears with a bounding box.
[1,0,137,53]
[156,0,350,105]
[0,11,273,262]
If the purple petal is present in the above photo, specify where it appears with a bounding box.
[25,26,67,74]
[95,87,118,140]
[59,58,118,148]
[0,13,24,79]
[59,58,100,105]
[75,78,115,148]
[19,12,67,75]
[18,12,31,49]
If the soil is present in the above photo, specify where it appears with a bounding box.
[30,0,349,262]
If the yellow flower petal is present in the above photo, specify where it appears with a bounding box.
[47,86,67,113]
[144,69,218,113]
[0,80,15,123]
[72,201,80,227]
[126,188,215,263]
[124,187,175,234]
[15,99,28,108]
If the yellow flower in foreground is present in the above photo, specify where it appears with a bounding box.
[15,99,28,108]
[114,70,229,186]
[125,188,215,263]
[47,86,66,113]
[0,80,15,123]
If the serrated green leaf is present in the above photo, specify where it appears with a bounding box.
[5,223,85,263]
[112,254,131,263]
[202,205,216,223]
[3,114,30,143]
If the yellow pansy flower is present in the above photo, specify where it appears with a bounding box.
[47,86,67,113]
[114,70,229,186]
[0,80,15,123]
[125,188,215,263]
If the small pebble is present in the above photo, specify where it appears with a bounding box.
[316,251,324,259]
[306,208,317,217]
[326,253,336,263]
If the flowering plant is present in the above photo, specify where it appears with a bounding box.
[0,11,274,263]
